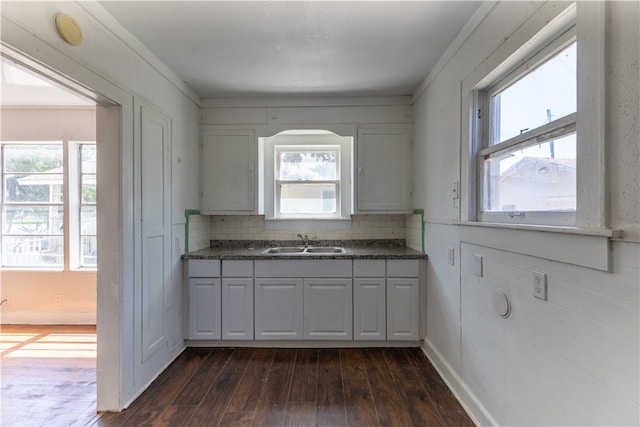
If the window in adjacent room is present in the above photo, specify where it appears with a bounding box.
[474,30,577,226]
[263,130,353,221]
[1,141,97,269]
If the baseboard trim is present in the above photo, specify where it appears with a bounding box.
[1,311,96,324]
[421,338,497,427]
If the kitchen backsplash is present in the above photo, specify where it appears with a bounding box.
[187,213,425,252]
[186,214,211,252]
[405,213,422,252]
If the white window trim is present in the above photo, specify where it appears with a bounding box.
[460,2,610,234]
[263,131,353,222]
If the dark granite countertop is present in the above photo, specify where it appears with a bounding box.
[183,239,427,260]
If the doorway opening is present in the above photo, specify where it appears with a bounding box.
[0,47,119,421]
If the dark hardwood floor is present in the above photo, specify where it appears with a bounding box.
[94,347,474,427]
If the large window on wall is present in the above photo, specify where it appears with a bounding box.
[1,141,97,269]
[474,26,577,226]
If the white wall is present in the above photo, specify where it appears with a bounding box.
[1,1,200,410]
[414,2,639,426]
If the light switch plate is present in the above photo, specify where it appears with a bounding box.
[473,254,483,277]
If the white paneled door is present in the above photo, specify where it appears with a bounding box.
[137,103,171,384]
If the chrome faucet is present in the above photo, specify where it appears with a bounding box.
[297,234,309,247]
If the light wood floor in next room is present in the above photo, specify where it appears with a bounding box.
[1,324,98,427]
[94,347,474,427]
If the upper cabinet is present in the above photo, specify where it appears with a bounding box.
[356,126,412,213]
[200,129,257,214]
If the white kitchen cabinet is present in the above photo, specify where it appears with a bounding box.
[353,278,386,340]
[221,278,253,340]
[186,260,221,340]
[254,278,303,340]
[303,278,353,340]
[356,126,412,212]
[353,260,386,340]
[387,278,419,340]
[221,261,254,340]
[187,278,221,340]
[200,129,256,214]
[386,259,420,341]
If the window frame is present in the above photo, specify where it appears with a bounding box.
[262,131,353,221]
[476,30,578,226]
[461,2,608,233]
[1,140,97,270]
[274,145,341,219]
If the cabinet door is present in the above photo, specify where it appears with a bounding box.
[353,278,386,340]
[222,278,253,340]
[201,129,256,213]
[387,278,419,340]
[188,278,221,340]
[255,278,303,340]
[356,127,412,212]
[303,278,353,340]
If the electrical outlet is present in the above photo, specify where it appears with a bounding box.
[55,294,63,306]
[534,272,547,300]
[448,248,455,265]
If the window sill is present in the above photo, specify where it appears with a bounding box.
[455,221,620,271]
[457,220,623,238]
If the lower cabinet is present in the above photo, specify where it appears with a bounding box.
[221,278,253,340]
[303,278,352,340]
[187,278,221,340]
[186,258,421,343]
[387,259,420,340]
[353,278,386,340]
[254,278,303,340]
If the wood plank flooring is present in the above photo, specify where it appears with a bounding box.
[1,324,98,427]
[94,347,474,427]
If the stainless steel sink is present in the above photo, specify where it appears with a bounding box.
[305,247,347,254]
[261,246,347,255]
[261,247,306,254]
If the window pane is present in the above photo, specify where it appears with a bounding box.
[81,206,97,235]
[2,235,64,267]
[483,133,576,212]
[81,145,97,173]
[279,151,337,180]
[280,183,336,214]
[3,206,64,235]
[4,174,64,202]
[4,144,63,173]
[491,42,576,144]
[81,236,97,267]
[81,176,96,203]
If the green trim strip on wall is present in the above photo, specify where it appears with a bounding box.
[413,208,425,253]
[184,209,201,253]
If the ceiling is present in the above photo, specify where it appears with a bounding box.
[98,1,482,99]
[1,61,95,107]
[1,1,482,106]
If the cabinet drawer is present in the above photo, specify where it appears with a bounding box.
[353,260,385,277]
[387,260,418,277]
[255,260,352,278]
[222,260,254,277]
[188,259,221,277]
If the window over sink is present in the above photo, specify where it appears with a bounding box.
[262,130,353,221]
